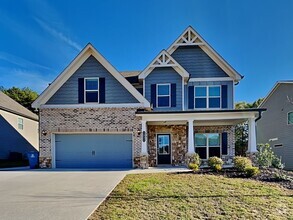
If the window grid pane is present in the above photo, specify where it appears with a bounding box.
[86,79,99,90]
[288,112,293,125]
[158,85,170,96]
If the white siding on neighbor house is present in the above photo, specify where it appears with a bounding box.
[257,84,293,170]
[0,110,39,159]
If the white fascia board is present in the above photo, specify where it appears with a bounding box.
[32,44,150,108]
[41,103,149,109]
[138,50,189,80]
[137,111,258,122]
[189,77,233,82]
[166,26,243,82]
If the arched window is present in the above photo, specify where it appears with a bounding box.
[288,112,293,125]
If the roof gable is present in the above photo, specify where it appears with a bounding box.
[32,44,150,108]
[138,50,189,81]
[167,26,243,82]
[259,81,293,108]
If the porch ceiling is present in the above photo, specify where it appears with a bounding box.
[136,108,266,124]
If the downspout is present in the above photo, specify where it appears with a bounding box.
[255,109,266,122]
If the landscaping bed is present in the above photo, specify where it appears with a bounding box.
[88,173,293,220]
[0,159,28,168]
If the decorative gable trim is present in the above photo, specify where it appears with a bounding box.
[167,26,243,83]
[32,44,150,108]
[138,50,189,81]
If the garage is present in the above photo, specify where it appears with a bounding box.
[54,133,133,168]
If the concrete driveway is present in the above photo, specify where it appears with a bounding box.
[0,170,127,220]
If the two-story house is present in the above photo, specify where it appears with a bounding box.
[32,26,265,168]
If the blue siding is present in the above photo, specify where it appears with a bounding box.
[47,56,138,104]
[145,67,182,111]
[0,116,36,159]
[185,81,234,109]
[55,134,132,168]
[172,46,229,78]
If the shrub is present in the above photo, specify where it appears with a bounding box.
[257,144,285,169]
[188,163,199,172]
[234,156,252,172]
[186,153,201,166]
[244,166,260,177]
[208,157,223,172]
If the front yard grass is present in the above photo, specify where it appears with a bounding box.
[89,173,293,220]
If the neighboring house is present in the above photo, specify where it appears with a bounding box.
[0,91,39,159]
[257,81,293,170]
[32,26,264,169]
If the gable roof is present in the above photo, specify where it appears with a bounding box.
[0,91,38,121]
[167,26,243,82]
[138,50,189,81]
[32,44,150,108]
[259,80,293,108]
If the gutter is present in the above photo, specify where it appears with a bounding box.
[255,108,267,122]
[0,106,38,122]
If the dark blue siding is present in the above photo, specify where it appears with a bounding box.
[145,67,182,111]
[47,56,138,104]
[172,46,229,78]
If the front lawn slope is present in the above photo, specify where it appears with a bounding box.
[89,173,293,220]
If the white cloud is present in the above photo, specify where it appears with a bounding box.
[34,17,82,51]
[0,52,51,70]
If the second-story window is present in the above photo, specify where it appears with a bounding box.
[288,112,293,125]
[85,78,99,103]
[18,118,23,130]
[157,84,170,107]
[194,86,221,109]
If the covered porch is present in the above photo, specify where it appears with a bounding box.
[136,109,265,167]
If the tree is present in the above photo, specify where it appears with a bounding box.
[235,98,263,156]
[0,86,38,113]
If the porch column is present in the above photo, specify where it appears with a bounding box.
[247,118,257,152]
[187,119,195,155]
[141,120,148,155]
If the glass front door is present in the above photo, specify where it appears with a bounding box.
[157,134,171,164]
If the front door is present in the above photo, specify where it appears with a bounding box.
[157,134,171,164]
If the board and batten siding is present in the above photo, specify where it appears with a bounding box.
[172,46,229,78]
[47,55,138,104]
[185,81,234,110]
[145,67,182,111]
[257,84,293,170]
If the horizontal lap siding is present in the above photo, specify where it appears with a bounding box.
[186,81,234,109]
[172,46,229,78]
[47,55,138,104]
[257,84,293,170]
[145,67,182,111]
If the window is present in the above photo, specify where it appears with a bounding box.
[288,112,293,125]
[157,84,170,107]
[195,133,221,159]
[85,78,99,103]
[157,134,170,155]
[194,86,221,109]
[18,118,23,130]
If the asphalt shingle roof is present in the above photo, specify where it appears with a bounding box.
[0,91,38,121]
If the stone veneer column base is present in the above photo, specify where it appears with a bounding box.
[246,152,258,166]
[39,157,52,168]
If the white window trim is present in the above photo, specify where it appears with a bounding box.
[18,117,24,130]
[194,85,221,110]
[287,111,293,125]
[84,77,99,103]
[194,133,221,159]
[156,83,171,108]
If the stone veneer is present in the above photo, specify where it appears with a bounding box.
[147,125,235,166]
[39,107,142,168]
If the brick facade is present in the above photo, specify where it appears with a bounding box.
[39,107,142,168]
[147,125,235,166]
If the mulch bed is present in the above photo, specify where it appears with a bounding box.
[180,167,293,190]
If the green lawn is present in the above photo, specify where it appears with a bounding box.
[89,173,293,220]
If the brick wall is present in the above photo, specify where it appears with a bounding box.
[39,107,142,168]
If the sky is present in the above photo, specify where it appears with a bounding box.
[0,0,292,103]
